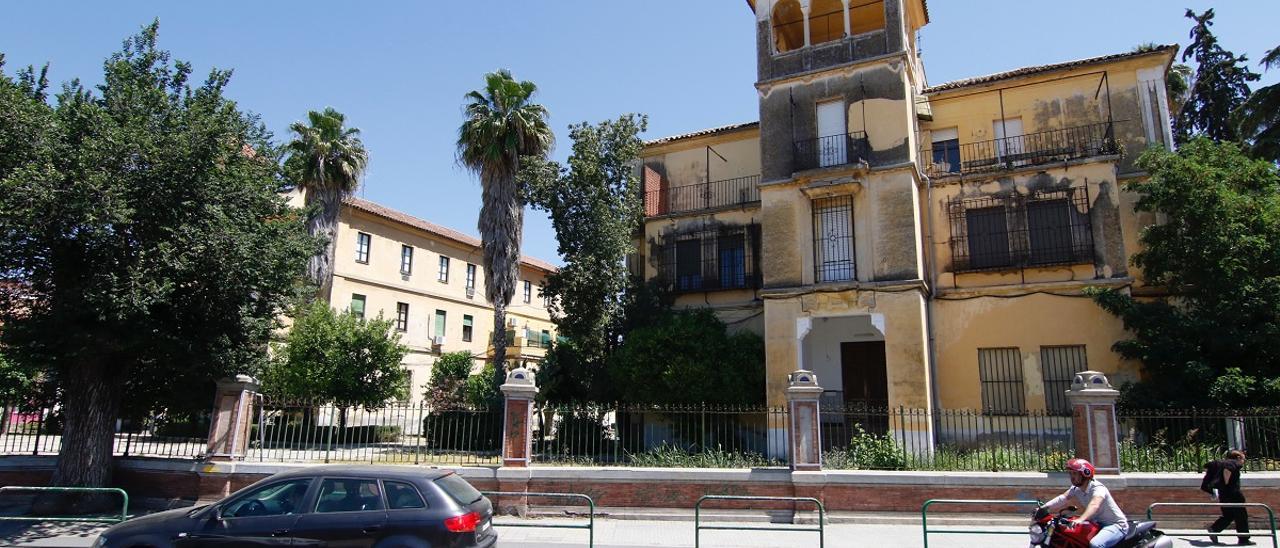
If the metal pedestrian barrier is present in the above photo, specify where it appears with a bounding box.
[921,498,1041,548]
[1146,502,1278,548]
[0,486,129,524]
[481,491,595,547]
[694,495,825,547]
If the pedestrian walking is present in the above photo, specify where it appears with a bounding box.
[1203,449,1252,545]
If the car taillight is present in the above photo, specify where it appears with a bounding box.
[444,511,481,533]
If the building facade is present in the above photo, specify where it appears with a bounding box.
[638,0,1175,417]
[296,194,558,402]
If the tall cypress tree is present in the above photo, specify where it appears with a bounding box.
[1174,9,1259,143]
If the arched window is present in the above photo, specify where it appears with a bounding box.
[849,0,886,35]
[809,0,845,46]
[771,0,804,54]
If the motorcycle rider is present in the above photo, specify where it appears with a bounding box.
[1040,458,1129,548]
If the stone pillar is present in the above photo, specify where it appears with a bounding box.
[206,375,259,461]
[1066,371,1121,475]
[787,369,824,471]
[500,367,537,468]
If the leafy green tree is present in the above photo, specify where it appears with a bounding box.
[0,23,315,486]
[523,114,648,402]
[1091,139,1280,408]
[1173,9,1260,143]
[263,301,410,412]
[422,351,475,408]
[456,70,554,391]
[607,309,765,405]
[1237,45,1280,163]
[285,108,368,299]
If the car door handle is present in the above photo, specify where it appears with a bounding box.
[362,525,382,533]
[272,529,290,537]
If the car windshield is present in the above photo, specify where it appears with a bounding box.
[434,474,482,505]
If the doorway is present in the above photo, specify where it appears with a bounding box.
[840,341,888,409]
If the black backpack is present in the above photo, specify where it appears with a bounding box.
[1201,459,1223,494]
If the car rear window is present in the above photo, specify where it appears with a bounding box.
[433,473,482,505]
[385,480,426,509]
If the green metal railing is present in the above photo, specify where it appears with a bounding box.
[0,486,129,524]
[482,491,594,547]
[921,498,1041,548]
[1146,502,1278,548]
[695,495,824,547]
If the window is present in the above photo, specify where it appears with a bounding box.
[385,481,426,510]
[1041,346,1087,415]
[978,347,1026,414]
[315,478,383,513]
[462,315,473,342]
[523,280,532,304]
[809,0,844,46]
[931,128,960,174]
[434,473,482,506]
[465,264,477,296]
[541,330,551,347]
[947,188,1094,272]
[403,369,415,396]
[395,302,409,332]
[657,225,762,293]
[813,195,856,283]
[400,245,413,275]
[433,310,446,340]
[438,256,450,283]
[221,479,312,518]
[771,0,804,54]
[350,294,366,320]
[849,0,886,36]
[355,232,371,264]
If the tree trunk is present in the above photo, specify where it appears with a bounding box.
[51,362,122,491]
[492,305,508,392]
[305,187,343,301]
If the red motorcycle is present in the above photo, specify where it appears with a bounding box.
[1028,506,1172,548]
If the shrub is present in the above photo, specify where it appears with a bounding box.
[626,443,777,468]
[822,424,907,470]
[422,408,501,452]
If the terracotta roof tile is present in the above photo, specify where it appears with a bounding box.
[645,121,759,146]
[923,45,1178,94]
[343,197,558,273]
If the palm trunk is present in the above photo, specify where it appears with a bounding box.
[492,305,508,392]
[305,187,343,301]
[51,362,121,488]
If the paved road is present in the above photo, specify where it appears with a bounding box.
[0,517,1256,547]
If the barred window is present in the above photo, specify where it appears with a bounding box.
[978,347,1025,414]
[813,195,856,283]
[1041,345,1087,415]
[657,224,761,293]
[947,187,1093,272]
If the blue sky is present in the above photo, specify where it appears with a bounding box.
[3,1,1277,265]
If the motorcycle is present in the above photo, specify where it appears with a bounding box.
[1028,506,1173,548]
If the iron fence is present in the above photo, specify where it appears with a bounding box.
[531,402,791,467]
[1117,407,1280,472]
[821,407,1073,471]
[0,406,208,459]
[643,175,761,217]
[925,121,1117,176]
[793,131,869,171]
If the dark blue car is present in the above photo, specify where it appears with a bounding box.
[96,465,496,547]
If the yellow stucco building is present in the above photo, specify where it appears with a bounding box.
[638,0,1175,418]
[292,193,558,402]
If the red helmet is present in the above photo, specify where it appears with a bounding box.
[1066,458,1095,478]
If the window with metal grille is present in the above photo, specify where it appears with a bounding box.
[400,245,413,275]
[355,232,371,264]
[395,302,409,332]
[812,195,856,283]
[978,347,1026,414]
[437,256,450,283]
[1041,345,1087,415]
[656,224,761,293]
[947,187,1093,272]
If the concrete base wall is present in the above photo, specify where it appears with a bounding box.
[4,457,1278,518]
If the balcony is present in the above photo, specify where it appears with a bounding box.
[656,224,762,294]
[946,187,1095,273]
[793,131,870,172]
[643,175,760,218]
[927,122,1117,177]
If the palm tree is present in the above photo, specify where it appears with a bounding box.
[286,108,369,299]
[457,70,554,391]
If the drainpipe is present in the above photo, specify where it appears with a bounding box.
[920,166,941,415]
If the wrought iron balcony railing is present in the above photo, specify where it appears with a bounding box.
[793,131,870,172]
[643,174,760,217]
[927,121,1117,177]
